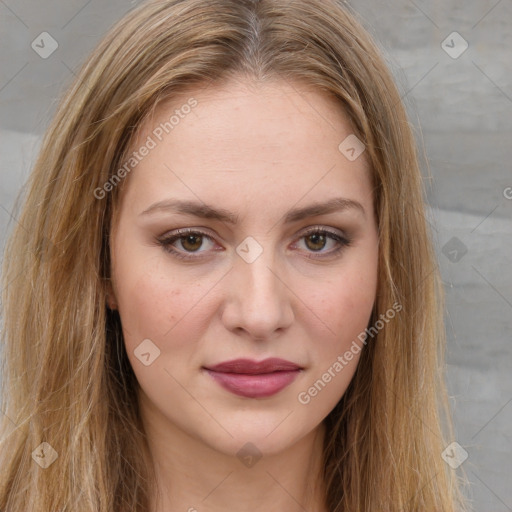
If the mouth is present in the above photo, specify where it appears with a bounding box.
[202,358,303,398]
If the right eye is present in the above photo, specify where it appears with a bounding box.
[157,228,219,260]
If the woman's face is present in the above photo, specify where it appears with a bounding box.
[109,77,379,457]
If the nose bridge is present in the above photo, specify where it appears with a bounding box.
[237,238,281,304]
[225,235,293,336]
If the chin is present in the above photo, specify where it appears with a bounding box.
[197,412,319,459]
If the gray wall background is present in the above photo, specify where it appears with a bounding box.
[1,1,511,510]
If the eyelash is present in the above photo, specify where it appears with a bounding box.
[156,226,352,261]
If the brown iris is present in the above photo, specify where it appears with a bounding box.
[180,234,203,252]
[304,232,327,251]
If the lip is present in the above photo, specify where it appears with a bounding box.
[203,358,302,398]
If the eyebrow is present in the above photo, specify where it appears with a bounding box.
[140,196,366,223]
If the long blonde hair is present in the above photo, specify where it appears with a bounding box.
[0,0,467,510]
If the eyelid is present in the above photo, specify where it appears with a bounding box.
[158,224,348,241]
[298,224,347,238]
[157,224,351,260]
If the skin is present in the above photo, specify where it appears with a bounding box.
[109,75,379,512]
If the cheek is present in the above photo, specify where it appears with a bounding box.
[324,261,377,327]
[309,254,378,363]
[298,267,376,412]
[114,267,213,400]
[112,248,201,352]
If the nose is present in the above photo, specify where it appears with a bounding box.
[221,243,294,341]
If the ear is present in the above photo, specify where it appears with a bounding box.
[105,280,118,310]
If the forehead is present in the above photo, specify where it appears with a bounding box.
[119,77,373,217]
[139,77,356,143]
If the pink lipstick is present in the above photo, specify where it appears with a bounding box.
[203,358,302,398]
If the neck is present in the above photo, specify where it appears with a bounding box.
[141,400,328,512]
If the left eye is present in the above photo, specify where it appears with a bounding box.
[295,228,349,254]
[157,227,351,261]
